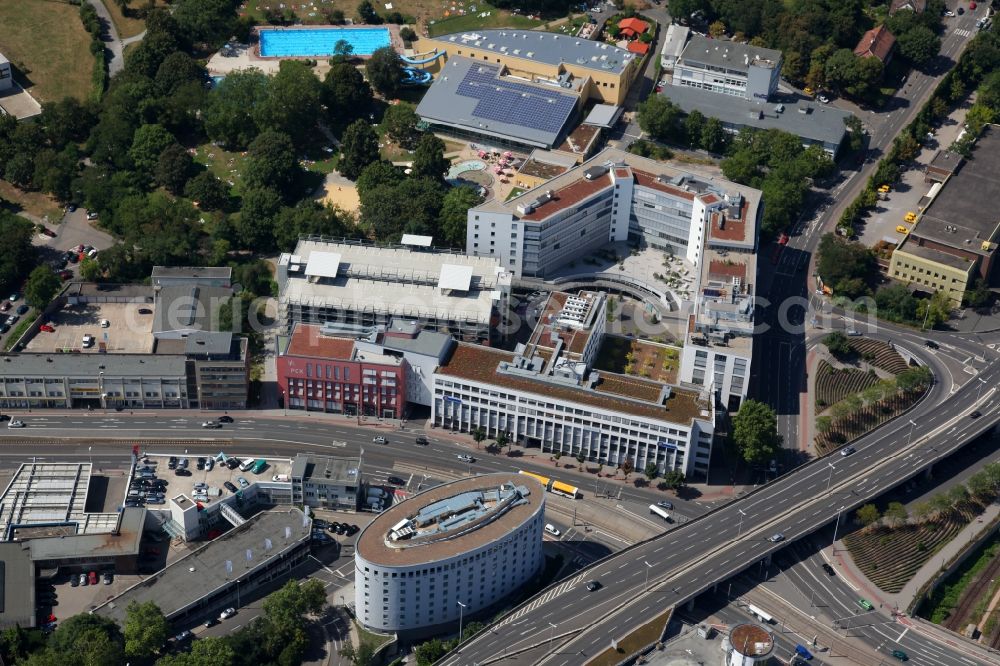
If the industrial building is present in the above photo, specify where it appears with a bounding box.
[276,322,454,415]
[889,124,1000,305]
[661,35,850,154]
[94,507,312,627]
[277,238,511,346]
[354,473,545,634]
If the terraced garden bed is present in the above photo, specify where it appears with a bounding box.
[815,391,923,455]
[845,503,981,593]
[814,361,879,408]
[848,338,910,375]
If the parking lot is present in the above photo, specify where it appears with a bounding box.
[137,454,293,505]
[24,302,155,353]
[857,101,973,248]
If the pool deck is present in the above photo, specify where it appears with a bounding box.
[252,24,404,60]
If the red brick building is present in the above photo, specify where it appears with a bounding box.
[277,324,407,418]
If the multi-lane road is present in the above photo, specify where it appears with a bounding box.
[437,346,1000,665]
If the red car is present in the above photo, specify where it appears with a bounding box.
[970,1,977,8]
[58,270,73,281]
[87,571,98,586]
[0,302,9,312]
[40,324,55,333]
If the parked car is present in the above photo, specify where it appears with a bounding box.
[204,618,219,628]
[205,458,214,471]
[102,572,113,585]
[174,630,192,642]
[0,301,9,311]
[79,573,88,587]
[224,481,238,493]
[87,571,98,586]
[40,324,55,332]
[15,304,28,315]
[237,476,249,488]
[168,456,178,469]
[177,458,188,468]
[219,608,236,620]
[174,468,191,477]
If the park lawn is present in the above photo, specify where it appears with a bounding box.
[192,145,251,194]
[104,0,170,39]
[428,8,542,37]
[0,0,95,102]
[0,181,64,221]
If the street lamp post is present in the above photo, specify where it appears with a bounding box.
[826,462,836,491]
[457,601,467,648]
[548,622,557,652]
[976,377,988,403]
[831,505,846,554]
[737,509,747,538]
[907,419,917,446]
[644,560,653,589]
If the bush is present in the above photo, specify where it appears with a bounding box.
[400,26,417,42]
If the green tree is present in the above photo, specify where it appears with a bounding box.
[700,117,726,153]
[244,130,300,195]
[823,331,851,357]
[845,115,865,152]
[366,46,403,98]
[930,492,953,518]
[662,469,685,491]
[360,176,444,240]
[414,638,449,666]
[80,257,102,282]
[154,51,207,97]
[124,600,170,660]
[334,39,355,58]
[155,143,194,195]
[438,186,479,247]
[471,427,487,448]
[883,501,908,528]
[381,101,419,148]
[356,160,403,195]
[855,503,881,529]
[24,266,60,309]
[339,120,381,181]
[340,640,376,666]
[411,133,450,181]
[968,470,996,502]
[237,187,283,251]
[254,60,324,149]
[684,109,705,147]
[816,233,876,298]
[897,26,940,68]
[815,416,833,434]
[638,95,682,142]
[644,462,658,481]
[323,61,373,128]
[173,0,237,44]
[156,636,236,666]
[912,500,934,523]
[732,399,782,464]
[129,124,176,176]
[948,483,970,508]
[46,613,124,663]
[185,172,231,211]
[916,290,951,329]
[357,0,381,23]
[204,70,270,150]
[273,201,350,252]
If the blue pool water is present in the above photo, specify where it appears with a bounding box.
[259,27,391,57]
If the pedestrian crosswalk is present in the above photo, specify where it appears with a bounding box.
[495,573,586,628]
[953,28,972,37]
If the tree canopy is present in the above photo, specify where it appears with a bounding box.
[365,46,404,99]
[24,266,60,310]
[124,601,170,660]
[732,399,782,465]
[339,120,381,181]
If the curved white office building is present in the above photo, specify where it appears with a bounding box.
[354,473,545,633]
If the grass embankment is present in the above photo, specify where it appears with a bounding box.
[588,608,673,666]
[4,312,35,352]
[0,0,95,102]
[103,0,169,39]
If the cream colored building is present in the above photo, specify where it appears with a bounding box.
[425,30,640,105]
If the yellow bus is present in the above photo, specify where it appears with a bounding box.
[518,470,580,499]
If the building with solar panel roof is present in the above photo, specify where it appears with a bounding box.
[415,30,640,149]
[355,473,545,634]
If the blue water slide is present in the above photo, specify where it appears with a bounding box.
[400,49,446,65]
[401,67,433,85]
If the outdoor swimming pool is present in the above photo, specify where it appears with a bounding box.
[447,160,486,180]
[259,27,391,57]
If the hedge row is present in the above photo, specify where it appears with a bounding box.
[79,2,108,101]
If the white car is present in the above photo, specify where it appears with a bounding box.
[7,420,24,428]
[82,334,95,348]
[456,453,475,463]
[817,94,830,104]
[373,435,387,444]
[945,10,955,16]
[219,607,236,620]
[544,523,561,536]
[99,319,110,328]
[768,533,784,543]
[202,421,222,429]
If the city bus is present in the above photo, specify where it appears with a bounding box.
[518,470,581,499]
[648,504,672,522]
[746,603,774,624]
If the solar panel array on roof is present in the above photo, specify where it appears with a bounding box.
[457,64,576,134]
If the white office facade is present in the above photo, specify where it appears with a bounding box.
[671,36,782,102]
[432,372,714,478]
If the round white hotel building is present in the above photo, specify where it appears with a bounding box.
[354,473,545,633]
